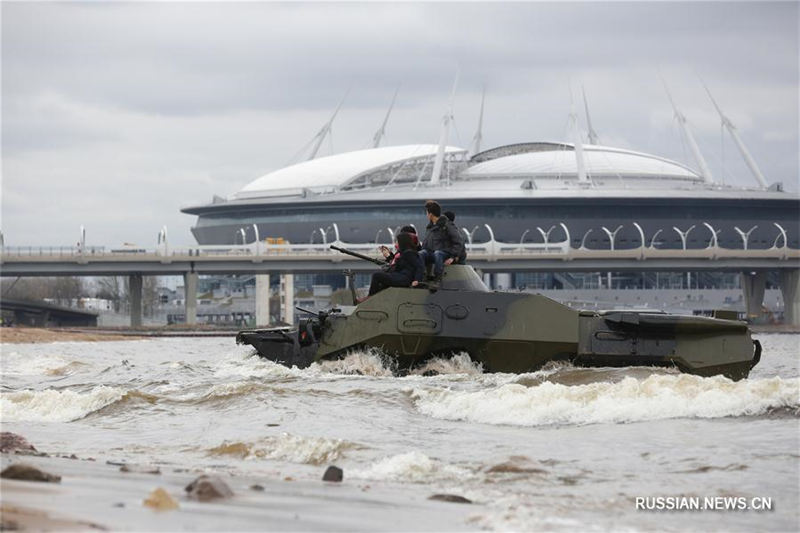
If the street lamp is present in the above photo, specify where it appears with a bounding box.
[672,225,696,250]
[734,225,757,250]
[601,225,623,251]
[536,225,556,245]
[702,222,720,249]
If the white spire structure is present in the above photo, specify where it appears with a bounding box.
[430,72,459,185]
[702,81,768,189]
[372,86,399,148]
[582,86,599,145]
[308,89,349,160]
[569,88,589,183]
[469,86,486,157]
[661,79,714,184]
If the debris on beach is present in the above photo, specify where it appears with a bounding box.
[428,494,472,504]
[143,488,179,511]
[0,433,38,455]
[322,466,343,482]
[249,484,265,491]
[0,464,61,483]
[185,475,234,501]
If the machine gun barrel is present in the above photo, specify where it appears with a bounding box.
[329,245,386,266]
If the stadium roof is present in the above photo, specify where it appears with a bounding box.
[462,144,702,180]
[235,144,466,198]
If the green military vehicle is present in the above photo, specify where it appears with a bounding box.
[237,249,761,381]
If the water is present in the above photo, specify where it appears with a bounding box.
[2,334,798,531]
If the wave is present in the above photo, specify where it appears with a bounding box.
[408,353,484,376]
[1,352,87,377]
[207,433,357,465]
[0,386,132,422]
[312,350,395,377]
[412,374,800,427]
[312,350,485,379]
[350,451,472,483]
[213,353,301,381]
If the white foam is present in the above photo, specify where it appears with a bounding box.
[213,352,301,380]
[0,351,75,377]
[210,433,355,465]
[408,353,484,376]
[312,350,394,377]
[350,451,472,483]
[0,386,126,422]
[413,374,800,427]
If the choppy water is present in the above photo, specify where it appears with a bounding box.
[2,334,798,531]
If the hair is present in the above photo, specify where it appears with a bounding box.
[400,225,416,234]
[424,200,441,217]
[443,211,455,222]
[396,231,415,252]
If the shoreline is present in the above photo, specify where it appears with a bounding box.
[0,327,240,344]
[1,452,479,532]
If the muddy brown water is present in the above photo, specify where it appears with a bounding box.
[2,334,798,531]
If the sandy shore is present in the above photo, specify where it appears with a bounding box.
[0,453,480,532]
[0,328,143,344]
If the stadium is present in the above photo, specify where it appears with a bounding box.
[181,88,799,299]
[182,143,798,252]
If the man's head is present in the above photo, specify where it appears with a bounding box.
[400,225,416,234]
[425,200,441,222]
[443,211,455,222]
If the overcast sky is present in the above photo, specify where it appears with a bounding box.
[2,1,798,247]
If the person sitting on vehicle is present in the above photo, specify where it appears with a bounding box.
[443,211,467,265]
[379,225,421,266]
[419,200,464,279]
[368,232,425,296]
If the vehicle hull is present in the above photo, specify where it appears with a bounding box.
[237,268,761,380]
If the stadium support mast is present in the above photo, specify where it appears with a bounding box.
[662,79,714,184]
[702,81,768,189]
[569,88,589,183]
[469,86,486,157]
[372,86,399,148]
[582,86,599,145]
[430,72,459,185]
[308,89,349,160]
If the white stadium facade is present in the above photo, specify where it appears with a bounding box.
[183,141,798,252]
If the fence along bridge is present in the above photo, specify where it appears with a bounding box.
[1,222,798,327]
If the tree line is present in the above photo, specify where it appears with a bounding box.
[1,276,161,315]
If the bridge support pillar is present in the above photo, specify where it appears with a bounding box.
[184,272,198,325]
[741,271,766,322]
[280,273,294,325]
[129,274,143,328]
[779,269,800,326]
[255,273,270,327]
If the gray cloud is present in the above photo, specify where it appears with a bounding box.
[2,1,797,247]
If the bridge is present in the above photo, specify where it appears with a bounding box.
[2,229,798,327]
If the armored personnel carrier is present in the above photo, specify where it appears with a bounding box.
[237,258,761,381]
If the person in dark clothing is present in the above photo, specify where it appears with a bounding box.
[368,232,425,296]
[419,200,464,278]
[443,211,467,265]
[380,226,421,265]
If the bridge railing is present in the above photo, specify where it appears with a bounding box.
[1,240,798,263]
[1,245,107,256]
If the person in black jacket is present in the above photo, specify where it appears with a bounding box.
[443,211,467,265]
[420,200,464,279]
[368,232,425,296]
